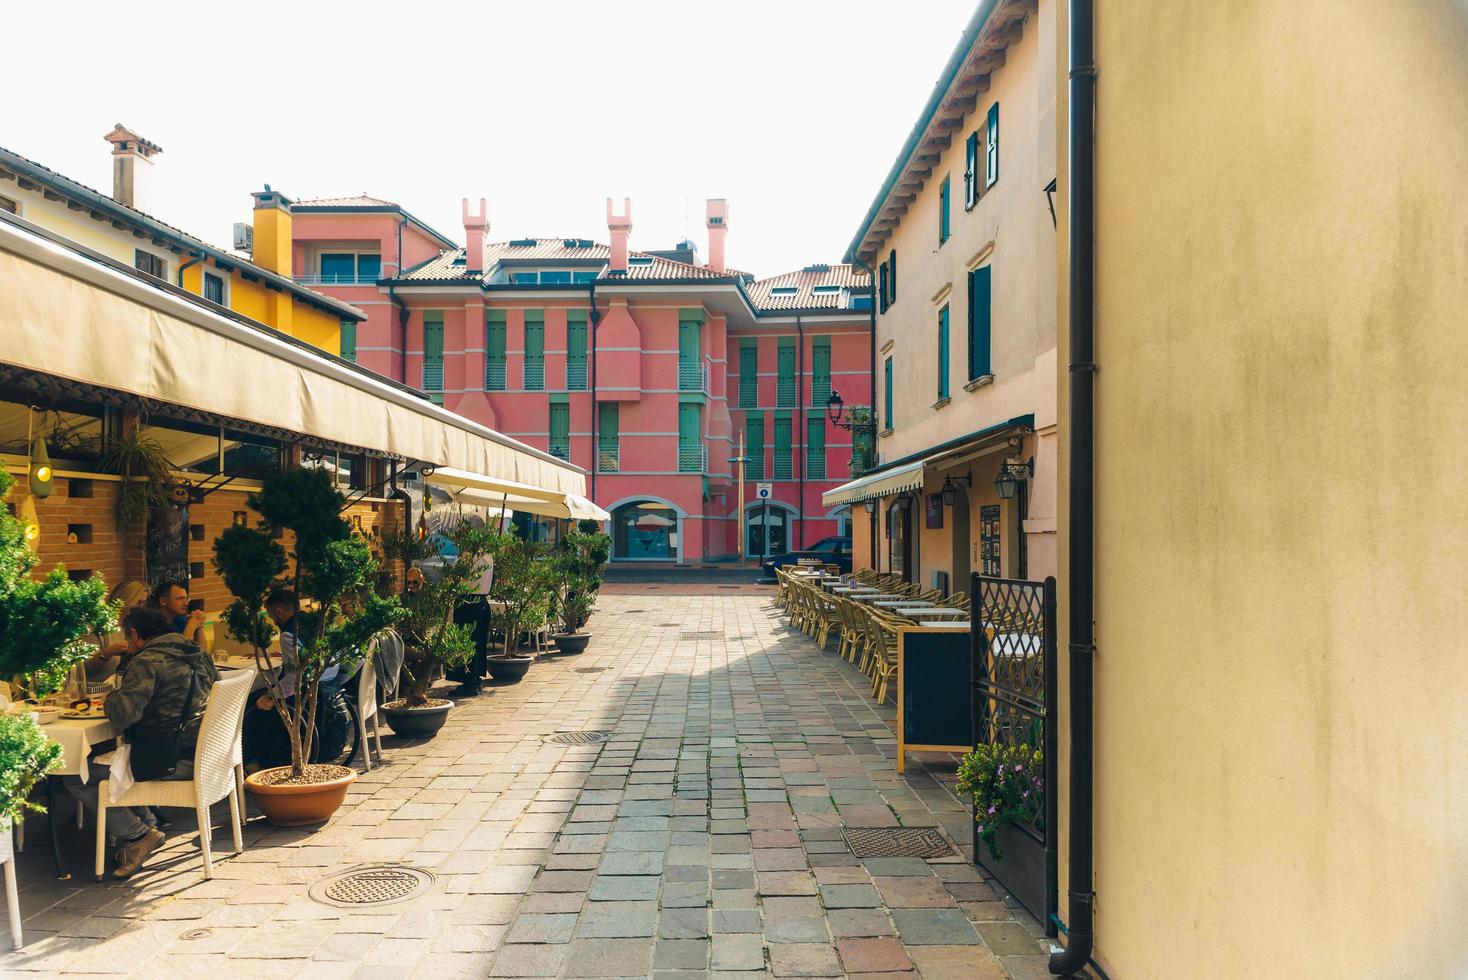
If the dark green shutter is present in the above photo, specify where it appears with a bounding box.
[773,413,792,479]
[738,338,758,407]
[938,305,950,400]
[883,357,894,431]
[811,339,831,405]
[965,131,979,207]
[549,402,569,459]
[986,103,1000,187]
[524,312,544,391]
[806,414,826,480]
[597,402,619,472]
[339,320,357,362]
[486,311,507,390]
[889,250,897,303]
[939,176,951,244]
[777,339,795,407]
[566,310,588,390]
[678,402,702,472]
[745,413,764,480]
[879,263,889,313]
[678,319,701,390]
[968,265,992,380]
[422,312,444,391]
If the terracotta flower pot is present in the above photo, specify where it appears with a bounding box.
[552,632,591,655]
[380,698,454,738]
[245,765,356,827]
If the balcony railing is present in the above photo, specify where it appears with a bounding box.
[524,359,544,391]
[811,375,831,406]
[677,443,706,474]
[678,360,708,393]
[567,359,588,391]
[746,453,764,481]
[806,451,826,481]
[597,442,619,472]
[422,358,443,392]
[738,378,758,408]
[293,273,381,286]
[549,442,571,462]
[776,376,795,408]
[485,359,506,391]
[773,450,792,480]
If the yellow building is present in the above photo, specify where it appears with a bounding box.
[826,0,1058,593]
[1049,1,1468,976]
[0,126,361,355]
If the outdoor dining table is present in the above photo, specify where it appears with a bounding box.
[871,598,936,608]
[28,711,117,879]
[893,606,968,618]
[919,620,971,630]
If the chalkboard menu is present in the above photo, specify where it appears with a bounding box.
[896,626,973,773]
[146,504,191,588]
[980,504,1001,576]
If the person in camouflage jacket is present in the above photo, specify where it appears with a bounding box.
[63,606,219,879]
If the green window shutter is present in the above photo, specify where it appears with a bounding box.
[968,265,992,380]
[548,402,569,460]
[888,250,898,304]
[986,103,1000,187]
[806,414,826,480]
[883,357,894,431]
[566,310,588,390]
[745,413,764,480]
[773,414,792,480]
[738,339,758,408]
[524,311,545,391]
[678,402,703,472]
[485,310,506,390]
[938,305,950,400]
[965,131,979,208]
[811,339,831,406]
[678,319,701,390]
[939,176,951,244]
[878,263,889,314]
[422,312,444,391]
[339,320,357,362]
[776,339,795,408]
[597,402,619,472]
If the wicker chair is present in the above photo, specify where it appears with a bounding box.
[867,611,902,704]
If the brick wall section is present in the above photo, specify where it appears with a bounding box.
[5,468,404,620]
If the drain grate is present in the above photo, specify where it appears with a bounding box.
[309,866,434,908]
[681,631,724,639]
[656,622,681,627]
[178,927,213,941]
[544,731,611,744]
[574,666,608,674]
[842,826,954,859]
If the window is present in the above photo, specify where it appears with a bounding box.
[539,270,571,284]
[776,339,796,408]
[358,254,381,282]
[202,271,226,305]
[422,312,444,392]
[965,131,980,209]
[745,413,764,480]
[486,311,507,390]
[628,256,654,267]
[319,253,379,284]
[510,271,539,284]
[985,103,1000,188]
[812,285,840,295]
[883,357,894,431]
[573,271,600,284]
[773,414,792,480]
[0,194,19,214]
[937,304,950,400]
[811,338,831,405]
[806,414,826,480]
[939,176,951,245]
[678,318,702,391]
[850,293,873,312]
[524,312,545,391]
[738,339,758,408]
[968,265,992,381]
[566,310,588,390]
[678,403,703,473]
[598,402,619,472]
[549,401,570,460]
[770,286,799,297]
[134,249,166,280]
[340,320,357,362]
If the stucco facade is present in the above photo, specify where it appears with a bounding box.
[1054,1,1468,975]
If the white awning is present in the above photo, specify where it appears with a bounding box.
[0,218,584,497]
[821,458,926,507]
[430,478,611,523]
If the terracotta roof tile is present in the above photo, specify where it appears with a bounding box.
[747,264,870,310]
[293,195,402,208]
[397,240,744,283]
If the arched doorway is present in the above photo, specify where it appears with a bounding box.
[949,482,971,595]
[888,497,916,582]
[746,502,794,559]
[612,500,680,560]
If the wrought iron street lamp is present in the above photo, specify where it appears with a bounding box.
[939,473,972,508]
[994,458,1034,500]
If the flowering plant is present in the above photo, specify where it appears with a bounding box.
[955,742,1043,861]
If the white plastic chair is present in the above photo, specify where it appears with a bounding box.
[355,649,383,772]
[94,669,255,881]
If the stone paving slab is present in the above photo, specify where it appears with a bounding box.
[3,593,1054,979]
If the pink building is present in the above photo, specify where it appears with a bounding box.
[290,195,873,563]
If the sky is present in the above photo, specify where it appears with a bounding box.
[1,1,973,279]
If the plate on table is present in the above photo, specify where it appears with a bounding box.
[59,708,107,721]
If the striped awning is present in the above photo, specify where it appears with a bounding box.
[821,458,926,507]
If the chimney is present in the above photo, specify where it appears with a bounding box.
[250,185,294,275]
[706,199,729,273]
[462,198,491,274]
[606,197,633,275]
[102,124,162,212]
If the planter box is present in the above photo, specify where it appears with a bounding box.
[975,819,1047,922]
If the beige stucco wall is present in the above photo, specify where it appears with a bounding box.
[1069,2,1468,975]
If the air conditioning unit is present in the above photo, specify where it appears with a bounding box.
[232,222,253,253]
[930,569,949,597]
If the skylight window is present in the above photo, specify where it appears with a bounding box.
[628,256,654,266]
[771,286,799,296]
[509,238,538,248]
[812,285,841,294]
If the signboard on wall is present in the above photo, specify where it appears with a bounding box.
[979,504,1001,576]
[146,504,191,588]
[925,493,944,530]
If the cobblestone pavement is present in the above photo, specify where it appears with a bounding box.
[3,594,1055,978]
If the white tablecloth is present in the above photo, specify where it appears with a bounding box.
[40,716,116,782]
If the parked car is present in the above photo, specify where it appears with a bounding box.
[761,536,853,578]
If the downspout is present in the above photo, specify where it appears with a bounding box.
[851,257,879,571]
[391,215,408,382]
[1050,0,1096,972]
[177,250,206,292]
[588,280,600,503]
[796,313,804,550]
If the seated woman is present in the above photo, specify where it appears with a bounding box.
[84,580,149,681]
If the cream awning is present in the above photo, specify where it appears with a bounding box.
[0,218,584,496]
[429,473,611,522]
[821,458,926,507]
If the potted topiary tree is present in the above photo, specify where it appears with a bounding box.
[485,535,557,682]
[383,520,501,736]
[0,468,113,913]
[552,519,610,655]
[212,467,402,826]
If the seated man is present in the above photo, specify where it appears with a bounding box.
[63,606,218,879]
[148,580,207,647]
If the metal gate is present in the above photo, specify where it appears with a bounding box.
[970,573,1057,932]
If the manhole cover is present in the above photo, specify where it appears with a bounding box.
[656,622,680,627]
[544,731,611,744]
[680,631,724,639]
[843,826,954,859]
[178,927,213,941]
[308,866,434,908]
[574,666,608,674]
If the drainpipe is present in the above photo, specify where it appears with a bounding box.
[588,280,600,503]
[850,257,879,570]
[177,249,206,292]
[390,285,410,385]
[1050,0,1097,973]
[796,313,804,550]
